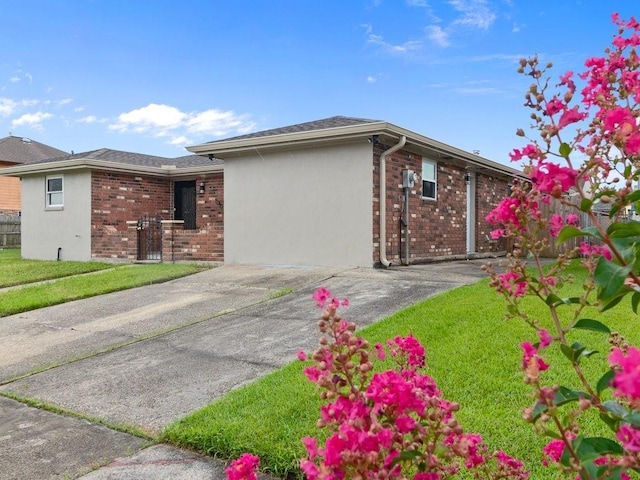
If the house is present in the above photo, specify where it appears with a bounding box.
[186,116,521,267]
[0,149,224,262]
[0,116,521,267]
[0,136,67,215]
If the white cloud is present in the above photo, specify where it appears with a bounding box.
[77,115,98,123]
[367,32,423,55]
[426,25,450,47]
[407,0,428,6]
[168,135,190,146]
[110,103,186,133]
[0,98,17,116]
[366,75,378,83]
[57,98,73,106]
[9,76,20,83]
[12,111,53,129]
[109,103,256,144]
[449,0,496,30]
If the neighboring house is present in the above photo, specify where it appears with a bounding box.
[0,149,223,262]
[0,136,67,215]
[187,116,521,267]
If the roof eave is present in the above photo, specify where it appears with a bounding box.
[0,159,223,177]
[187,121,522,178]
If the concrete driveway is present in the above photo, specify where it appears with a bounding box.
[0,259,497,479]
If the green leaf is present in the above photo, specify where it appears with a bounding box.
[603,400,628,418]
[625,189,640,203]
[560,342,599,364]
[624,411,640,428]
[596,369,615,395]
[391,449,421,466]
[607,221,640,238]
[555,386,590,406]
[572,318,611,334]
[545,294,581,307]
[595,257,632,304]
[556,226,590,244]
[575,436,623,460]
[632,292,640,314]
[580,198,593,212]
[559,142,572,158]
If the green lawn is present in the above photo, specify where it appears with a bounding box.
[0,249,209,317]
[0,248,113,287]
[162,261,640,479]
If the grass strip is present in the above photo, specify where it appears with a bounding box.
[162,261,639,479]
[0,263,208,317]
[0,248,113,287]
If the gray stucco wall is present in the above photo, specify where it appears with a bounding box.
[224,142,373,267]
[21,170,92,261]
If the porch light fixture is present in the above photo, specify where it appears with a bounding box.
[199,182,205,194]
[368,135,379,145]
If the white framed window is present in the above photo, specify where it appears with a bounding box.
[46,175,64,207]
[422,158,437,200]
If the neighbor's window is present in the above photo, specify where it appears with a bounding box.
[46,175,63,207]
[422,159,437,200]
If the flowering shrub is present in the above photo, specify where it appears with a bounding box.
[484,12,640,480]
[229,288,529,480]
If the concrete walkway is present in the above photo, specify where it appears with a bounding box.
[0,259,499,479]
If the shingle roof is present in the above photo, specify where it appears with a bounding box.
[201,116,382,145]
[24,148,221,168]
[0,136,67,164]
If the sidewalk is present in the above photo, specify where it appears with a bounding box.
[0,259,497,479]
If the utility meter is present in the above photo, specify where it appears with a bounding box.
[402,170,420,188]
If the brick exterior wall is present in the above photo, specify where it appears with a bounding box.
[164,173,224,263]
[90,170,224,262]
[372,143,510,265]
[91,171,171,260]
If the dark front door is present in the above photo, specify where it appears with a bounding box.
[174,181,196,230]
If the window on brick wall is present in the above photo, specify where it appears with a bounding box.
[422,159,437,200]
[174,181,196,229]
[45,175,63,208]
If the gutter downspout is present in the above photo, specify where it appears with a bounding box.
[379,135,406,268]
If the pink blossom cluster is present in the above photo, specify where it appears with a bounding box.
[294,289,530,480]
[609,346,640,409]
[579,241,613,260]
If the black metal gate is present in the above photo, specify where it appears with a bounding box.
[136,215,162,261]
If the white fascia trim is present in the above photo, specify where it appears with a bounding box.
[186,122,390,156]
[0,159,223,178]
[186,121,522,178]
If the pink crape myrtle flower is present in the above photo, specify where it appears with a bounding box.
[565,213,579,226]
[617,424,640,453]
[549,214,564,237]
[225,453,260,480]
[521,341,549,375]
[579,242,613,260]
[530,162,578,196]
[490,228,504,240]
[538,329,553,349]
[497,271,528,298]
[557,106,587,129]
[608,346,640,406]
[541,439,565,467]
[387,335,426,368]
[312,287,332,307]
[509,144,543,162]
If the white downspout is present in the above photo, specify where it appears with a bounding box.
[379,135,406,268]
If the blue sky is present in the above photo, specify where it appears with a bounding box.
[0,1,637,164]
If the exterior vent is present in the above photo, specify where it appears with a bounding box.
[21,137,32,144]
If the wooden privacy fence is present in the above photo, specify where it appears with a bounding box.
[538,198,634,258]
[0,215,20,247]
